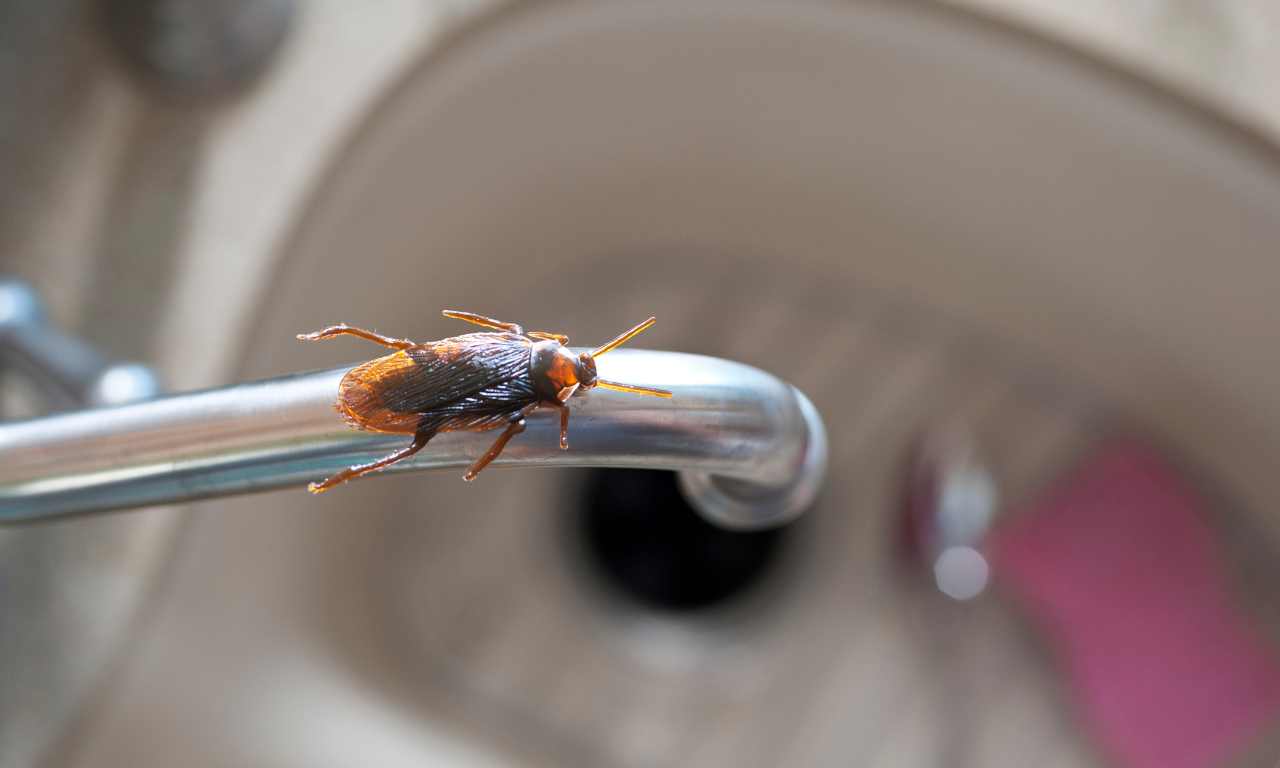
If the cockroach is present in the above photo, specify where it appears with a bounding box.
[297,310,671,493]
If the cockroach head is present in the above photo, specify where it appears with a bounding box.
[576,352,598,388]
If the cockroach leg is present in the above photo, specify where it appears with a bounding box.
[547,401,571,449]
[463,405,536,481]
[529,331,569,344]
[296,324,415,350]
[308,428,434,493]
[441,310,524,335]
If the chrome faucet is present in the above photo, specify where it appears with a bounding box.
[0,337,826,530]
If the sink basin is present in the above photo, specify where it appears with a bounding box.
[15,1,1280,765]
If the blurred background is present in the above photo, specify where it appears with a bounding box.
[3,0,1280,765]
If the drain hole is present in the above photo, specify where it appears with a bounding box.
[574,469,790,612]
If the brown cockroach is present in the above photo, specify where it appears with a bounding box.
[298,310,670,493]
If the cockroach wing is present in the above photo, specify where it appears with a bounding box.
[338,332,535,434]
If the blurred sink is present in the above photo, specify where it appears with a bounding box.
[10,1,1280,766]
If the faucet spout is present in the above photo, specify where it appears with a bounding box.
[0,350,826,529]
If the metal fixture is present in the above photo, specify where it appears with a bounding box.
[0,280,160,409]
[0,350,827,529]
[900,431,998,601]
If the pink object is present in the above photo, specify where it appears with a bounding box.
[986,443,1280,768]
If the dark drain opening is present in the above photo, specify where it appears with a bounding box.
[575,469,791,612]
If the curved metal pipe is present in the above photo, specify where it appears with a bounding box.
[0,350,826,529]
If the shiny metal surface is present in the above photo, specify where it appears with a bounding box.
[0,350,827,528]
[0,280,161,409]
[901,432,998,601]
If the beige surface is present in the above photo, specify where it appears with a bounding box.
[953,0,1280,142]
